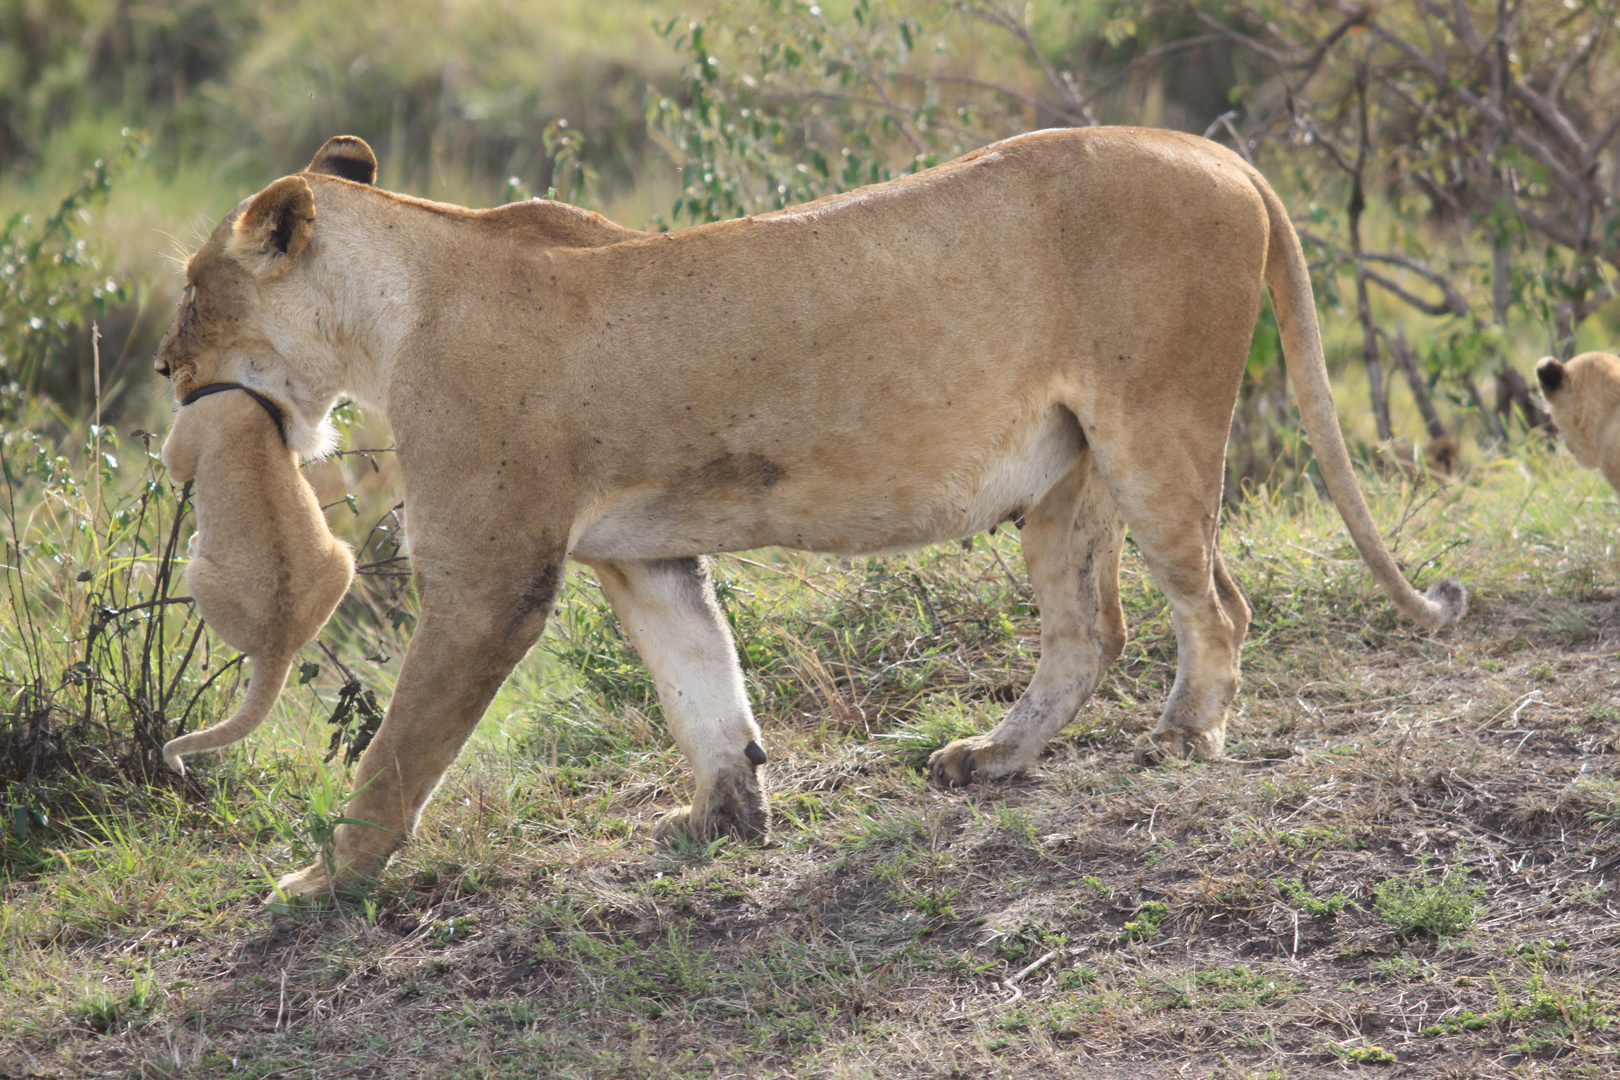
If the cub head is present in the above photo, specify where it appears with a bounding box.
[154,136,379,457]
[1536,352,1620,471]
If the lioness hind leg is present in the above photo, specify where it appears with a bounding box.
[1212,546,1251,648]
[584,556,769,846]
[929,454,1126,786]
[1094,456,1243,764]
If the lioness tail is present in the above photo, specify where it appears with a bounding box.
[163,652,296,774]
[1249,169,1466,630]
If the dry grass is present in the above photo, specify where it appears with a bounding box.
[4,446,1620,1079]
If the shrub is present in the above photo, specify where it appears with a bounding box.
[1373,870,1481,938]
[0,131,143,415]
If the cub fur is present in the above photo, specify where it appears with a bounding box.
[160,389,354,774]
[1536,352,1620,494]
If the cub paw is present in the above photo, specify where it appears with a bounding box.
[927,735,1023,787]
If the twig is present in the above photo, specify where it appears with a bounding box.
[1006,947,1069,985]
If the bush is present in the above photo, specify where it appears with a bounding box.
[1373,870,1481,938]
[0,131,142,415]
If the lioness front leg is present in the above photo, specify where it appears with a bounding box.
[273,555,561,898]
[930,454,1126,785]
[583,556,768,845]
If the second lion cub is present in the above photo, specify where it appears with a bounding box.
[1537,351,1620,495]
[160,386,354,774]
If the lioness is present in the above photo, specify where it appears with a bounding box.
[155,131,1464,897]
[1536,352,1620,495]
[159,384,355,775]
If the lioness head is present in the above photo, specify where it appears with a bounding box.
[154,136,379,457]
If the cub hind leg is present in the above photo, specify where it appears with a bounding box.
[929,451,1127,785]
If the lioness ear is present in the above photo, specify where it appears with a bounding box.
[307,136,377,185]
[227,176,316,279]
[1535,356,1566,394]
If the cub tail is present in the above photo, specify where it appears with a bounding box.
[163,652,296,774]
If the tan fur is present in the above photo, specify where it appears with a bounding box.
[155,131,1464,898]
[1537,352,1620,494]
[226,176,316,280]
[160,389,354,774]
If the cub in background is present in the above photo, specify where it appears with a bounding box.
[1537,352,1620,496]
[159,388,354,774]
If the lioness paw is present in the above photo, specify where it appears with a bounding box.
[1133,725,1225,765]
[654,770,770,849]
[927,735,1027,787]
[268,860,331,903]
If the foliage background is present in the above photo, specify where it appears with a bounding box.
[3,1,1617,454]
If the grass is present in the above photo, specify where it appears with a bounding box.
[4,418,1620,1077]
[1372,870,1482,939]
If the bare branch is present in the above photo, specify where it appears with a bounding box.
[1064,31,1228,120]
[1583,108,1620,174]
[1203,110,1256,164]
[1363,250,1462,287]
[1296,115,1355,176]
[1445,0,1487,55]
[1346,2,1584,194]
[1364,269,1467,317]
[1192,10,1299,68]
[1571,277,1620,325]
[1508,80,1590,162]
[966,3,1087,119]
[1546,24,1598,103]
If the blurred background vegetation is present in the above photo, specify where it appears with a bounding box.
[2,0,1616,446]
[2,0,1618,857]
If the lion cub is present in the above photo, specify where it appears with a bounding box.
[160,388,354,774]
[1537,352,1620,495]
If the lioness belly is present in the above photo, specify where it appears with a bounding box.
[570,404,1084,560]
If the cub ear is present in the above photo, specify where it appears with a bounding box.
[306,135,377,185]
[1535,356,1566,394]
[227,176,316,279]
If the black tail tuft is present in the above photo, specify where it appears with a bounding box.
[1424,578,1468,626]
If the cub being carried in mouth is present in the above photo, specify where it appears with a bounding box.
[1536,352,1620,495]
[160,386,354,774]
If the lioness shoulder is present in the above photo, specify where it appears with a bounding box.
[1536,352,1620,494]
